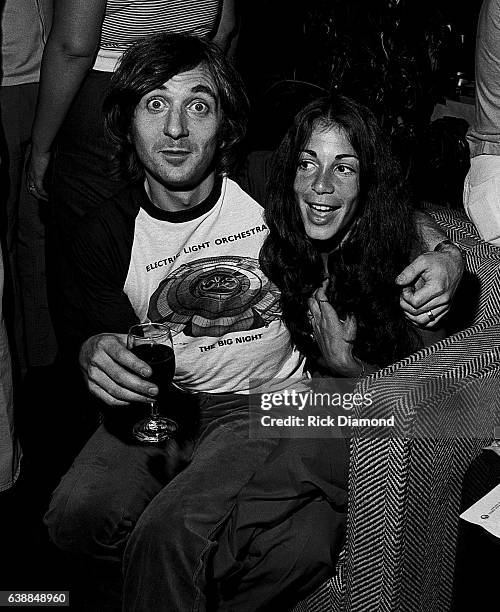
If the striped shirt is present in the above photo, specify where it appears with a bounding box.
[94,0,222,72]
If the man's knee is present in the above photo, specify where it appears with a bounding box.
[44,473,134,559]
[125,495,187,559]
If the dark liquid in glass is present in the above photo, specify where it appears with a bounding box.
[131,344,175,390]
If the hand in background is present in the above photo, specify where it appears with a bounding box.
[26,142,50,200]
[79,333,158,406]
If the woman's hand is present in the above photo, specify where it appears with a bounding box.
[26,143,50,200]
[307,281,364,377]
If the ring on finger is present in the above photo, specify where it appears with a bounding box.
[426,309,436,322]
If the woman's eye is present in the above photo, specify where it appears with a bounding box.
[146,98,167,112]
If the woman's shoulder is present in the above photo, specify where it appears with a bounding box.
[415,324,447,350]
[233,150,277,206]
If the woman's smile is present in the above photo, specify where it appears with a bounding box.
[294,125,360,241]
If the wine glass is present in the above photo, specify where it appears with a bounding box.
[127,322,177,443]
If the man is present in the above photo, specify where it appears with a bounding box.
[44,33,463,611]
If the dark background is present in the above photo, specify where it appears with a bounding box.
[236,0,483,101]
[234,0,485,208]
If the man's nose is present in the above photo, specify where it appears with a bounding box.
[311,169,335,194]
[163,108,188,139]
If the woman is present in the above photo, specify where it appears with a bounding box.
[261,94,439,376]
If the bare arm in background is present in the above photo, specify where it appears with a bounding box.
[27,0,107,199]
[212,0,240,59]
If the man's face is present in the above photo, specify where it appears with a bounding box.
[131,64,221,193]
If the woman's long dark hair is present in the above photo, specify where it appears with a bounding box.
[260,94,422,368]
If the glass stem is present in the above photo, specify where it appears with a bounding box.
[150,401,160,419]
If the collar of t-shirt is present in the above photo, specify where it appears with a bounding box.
[139,176,223,223]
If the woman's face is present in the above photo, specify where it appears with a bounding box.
[294,124,360,242]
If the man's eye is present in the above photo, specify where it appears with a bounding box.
[189,101,209,113]
[146,98,167,112]
[336,164,355,175]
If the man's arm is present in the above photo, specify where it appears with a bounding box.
[72,212,157,407]
[395,210,464,328]
[413,210,454,251]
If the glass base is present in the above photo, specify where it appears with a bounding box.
[132,416,178,443]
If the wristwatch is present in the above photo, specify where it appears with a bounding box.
[434,238,466,260]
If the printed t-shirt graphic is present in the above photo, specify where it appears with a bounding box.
[148,255,281,337]
[124,177,304,394]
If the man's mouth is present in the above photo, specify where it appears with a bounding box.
[161,149,191,156]
[160,149,191,164]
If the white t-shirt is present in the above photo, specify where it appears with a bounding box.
[124,178,305,393]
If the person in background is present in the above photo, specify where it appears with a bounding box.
[260,94,453,379]
[0,242,22,592]
[0,243,21,495]
[0,0,56,374]
[26,0,239,354]
[463,0,500,246]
